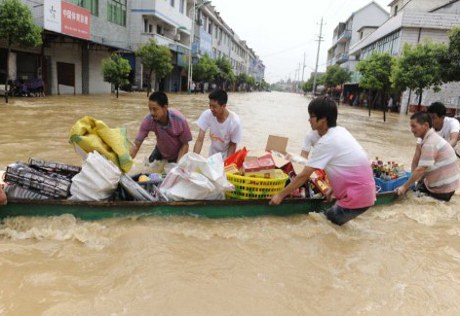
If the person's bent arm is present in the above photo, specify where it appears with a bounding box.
[411,144,422,172]
[227,142,237,158]
[130,140,142,159]
[0,185,7,206]
[396,166,427,196]
[177,143,189,162]
[270,166,315,205]
[448,132,459,148]
[300,150,310,159]
[193,130,206,155]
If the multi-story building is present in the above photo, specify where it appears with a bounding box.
[327,1,389,74]
[0,0,132,95]
[129,0,193,92]
[196,4,265,82]
[349,0,460,111]
[0,0,263,95]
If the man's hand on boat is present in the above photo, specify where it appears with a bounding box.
[0,184,7,206]
[269,166,314,206]
[395,185,409,196]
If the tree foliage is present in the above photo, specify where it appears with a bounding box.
[192,53,219,82]
[215,56,235,88]
[0,0,42,102]
[136,39,173,93]
[444,26,460,82]
[302,74,325,92]
[102,54,131,98]
[391,42,446,106]
[323,65,351,89]
[356,52,395,121]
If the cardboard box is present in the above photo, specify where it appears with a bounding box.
[265,135,288,154]
[243,154,276,173]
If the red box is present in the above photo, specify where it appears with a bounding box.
[243,154,276,173]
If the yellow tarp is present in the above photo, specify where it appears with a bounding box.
[69,116,133,173]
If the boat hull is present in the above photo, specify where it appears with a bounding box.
[0,192,397,220]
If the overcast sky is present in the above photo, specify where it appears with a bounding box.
[209,0,390,83]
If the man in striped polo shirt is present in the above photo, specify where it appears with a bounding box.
[396,112,459,201]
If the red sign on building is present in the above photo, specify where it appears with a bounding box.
[61,1,91,40]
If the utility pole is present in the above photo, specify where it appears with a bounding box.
[312,17,324,95]
[301,52,306,83]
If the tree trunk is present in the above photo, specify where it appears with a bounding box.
[116,85,119,98]
[368,89,371,117]
[147,70,152,97]
[417,89,422,111]
[5,43,11,103]
[382,90,387,123]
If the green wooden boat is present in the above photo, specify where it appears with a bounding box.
[0,192,397,221]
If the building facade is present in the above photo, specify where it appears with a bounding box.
[349,0,460,111]
[0,0,263,96]
[327,1,389,74]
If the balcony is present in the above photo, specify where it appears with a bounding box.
[140,33,190,53]
[336,30,352,43]
[336,53,349,64]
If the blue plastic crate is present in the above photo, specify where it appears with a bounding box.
[374,172,411,192]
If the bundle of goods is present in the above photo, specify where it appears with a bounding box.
[130,173,167,201]
[372,157,411,192]
[224,150,289,200]
[280,163,331,199]
[3,158,81,200]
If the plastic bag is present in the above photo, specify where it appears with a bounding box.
[70,151,121,201]
[160,153,234,201]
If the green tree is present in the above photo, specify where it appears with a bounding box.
[0,0,42,103]
[302,74,325,93]
[391,42,446,109]
[215,56,235,90]
[193,53,219,83]
[444,26,460,82]
[101,54,131,98]
[323,65,351,94]
[136,39,173,95]
[356,52,395,121]
[246,75,256,90]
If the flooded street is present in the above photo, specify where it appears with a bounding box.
[0,92,460,315]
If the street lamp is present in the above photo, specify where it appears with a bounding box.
[187,0,211,93]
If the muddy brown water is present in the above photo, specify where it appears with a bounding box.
[0,92,459,315]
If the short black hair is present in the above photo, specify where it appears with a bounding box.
[427,101,446,117]
[410,112,433,128]
[149,91,168,107]
[209,89,228,106]
[308,96,337,127]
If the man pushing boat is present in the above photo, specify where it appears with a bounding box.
[269,96,376,226]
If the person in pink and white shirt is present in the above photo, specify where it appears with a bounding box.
[270,96,376,226]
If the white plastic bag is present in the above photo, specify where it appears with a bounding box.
[70,151,121,201]
[159,153,233,201]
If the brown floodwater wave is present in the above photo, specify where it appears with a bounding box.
[0,92,459,315]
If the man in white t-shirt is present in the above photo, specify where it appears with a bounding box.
[412,102,460,170]
[193,89,242,158]
[270,97,376,226]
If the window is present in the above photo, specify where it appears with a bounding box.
[394,5,398,16]
[180,0,185,13]
[170,0,175,7]
[157,25,163,35]
[144,19,148,33]
[107,0,126,26]
[67,0,98,16]
[208,22,212,35]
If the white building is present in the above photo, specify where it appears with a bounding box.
[327,1,389,75]
[349,0,460,111]
[129,0,193,92]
